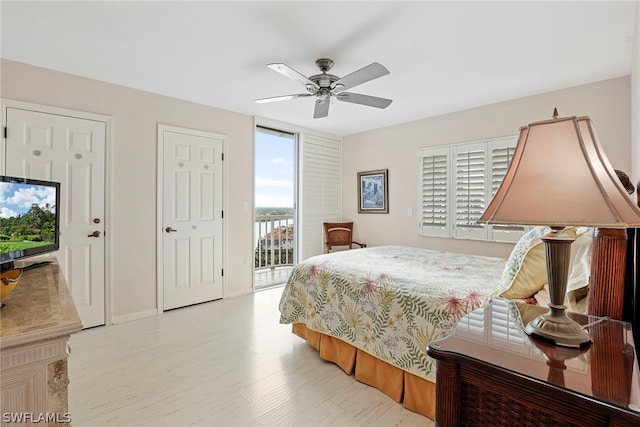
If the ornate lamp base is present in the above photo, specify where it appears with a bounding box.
[523,227,593,348]
[525,305,591,348]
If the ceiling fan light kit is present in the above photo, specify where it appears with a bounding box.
[254,58,392,118]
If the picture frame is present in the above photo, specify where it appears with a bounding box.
[357,169,388,214]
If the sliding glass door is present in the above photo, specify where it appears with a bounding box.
[254,125,297,289]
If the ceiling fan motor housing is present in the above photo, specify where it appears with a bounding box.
[309,73,339,90]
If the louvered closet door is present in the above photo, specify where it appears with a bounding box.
[301,133,341,260]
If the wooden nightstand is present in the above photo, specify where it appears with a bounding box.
[427,298,640,427]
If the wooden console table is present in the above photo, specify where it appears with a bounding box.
[0,264,82,425]
[427,298,640,427]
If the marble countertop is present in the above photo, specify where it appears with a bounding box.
[0,263,82,349]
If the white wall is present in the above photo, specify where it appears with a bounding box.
[342,77,632,259]
[0,59,256,320]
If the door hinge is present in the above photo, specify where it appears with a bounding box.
[221,269,224,277]
[221,210,224,219]
[221,152,224,161]
[3,127,6,139]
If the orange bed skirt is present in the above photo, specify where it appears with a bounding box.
[292,323,436,420]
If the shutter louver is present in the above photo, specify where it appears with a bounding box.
[456,309,487,343]
[490,299,527,352]
[454,145,486,239]
[491,145,513,196]
[489,140,524,241]
[456,149,485,228]
[419,147,449,236]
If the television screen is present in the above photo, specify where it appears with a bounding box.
[0,176,61,269]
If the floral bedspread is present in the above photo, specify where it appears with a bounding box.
[278,245,506,382]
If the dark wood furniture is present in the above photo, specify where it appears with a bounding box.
[589,227,628,320]
[323,222,366,253]
[427,298,640,427]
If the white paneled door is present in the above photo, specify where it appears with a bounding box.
[159,125,223,311]
[4,105,107,328]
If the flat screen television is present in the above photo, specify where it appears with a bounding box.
[0,175,61,272]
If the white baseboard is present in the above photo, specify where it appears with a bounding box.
[112,308,159,324]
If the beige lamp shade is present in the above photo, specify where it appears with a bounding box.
[478,115,640,228]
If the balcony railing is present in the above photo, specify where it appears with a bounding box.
[255,214,294,271]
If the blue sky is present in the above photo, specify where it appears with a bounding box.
[0,182,57,218]
[255,130,294,208]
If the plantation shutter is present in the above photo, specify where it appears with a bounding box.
[489,299,526,350]
[453,144,487,239]
[300,133,341,259]
[418,135,520,242]
[455,299,527,348]
[488,137,523,242]
[456,308,487,342]
[419,146,449,236]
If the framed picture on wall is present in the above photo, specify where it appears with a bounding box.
[357,169,388,214]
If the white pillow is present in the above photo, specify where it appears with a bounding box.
[566,227,593,292]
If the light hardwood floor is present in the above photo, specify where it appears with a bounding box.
[254,266,293,290]
[68,286,432,426]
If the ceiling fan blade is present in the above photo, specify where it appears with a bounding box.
[313,98,330,118]
[335,92,392,109]
[268,63,320,90]
[331,62,389,92]
[253,93,313,103]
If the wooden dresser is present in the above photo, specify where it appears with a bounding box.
[0,264,82,425]
[427,298,640,427]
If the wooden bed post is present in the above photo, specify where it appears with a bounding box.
[588,228,628,320]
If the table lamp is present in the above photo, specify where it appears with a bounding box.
[478,109,640,347]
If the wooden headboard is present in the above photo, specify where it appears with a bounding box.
[589,173,640,350]
[589,226,638,349]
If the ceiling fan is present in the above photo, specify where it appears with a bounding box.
[253,58,392,119]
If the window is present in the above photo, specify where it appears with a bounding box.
[419,135,522,242]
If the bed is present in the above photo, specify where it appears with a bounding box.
[278,226,606,420]
[278,245,508,418]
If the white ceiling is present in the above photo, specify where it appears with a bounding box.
[1,1,636,137]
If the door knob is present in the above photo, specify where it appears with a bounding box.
[88,231,101,238]
[165,227,178,233]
